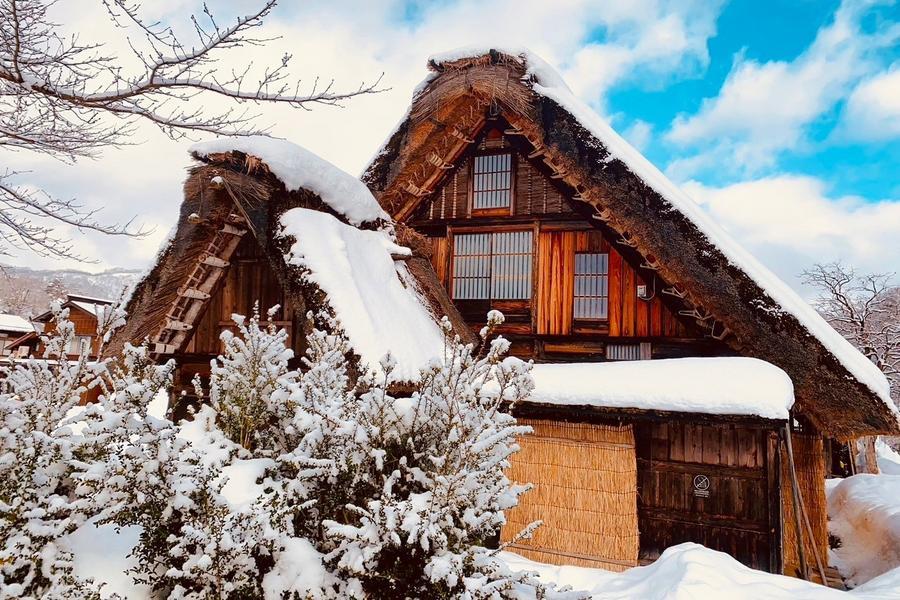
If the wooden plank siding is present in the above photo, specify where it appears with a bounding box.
[635,422,781,572]
[415,132,708,359]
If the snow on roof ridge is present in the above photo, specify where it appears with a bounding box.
[0,313,34,332]
[424,46,893,411]
[191,136,389,227]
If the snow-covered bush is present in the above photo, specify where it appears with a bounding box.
[192,308,556,598]
[3,300,564,599]
[0,304,120,597]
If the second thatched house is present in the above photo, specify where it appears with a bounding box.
[111,136,470,411]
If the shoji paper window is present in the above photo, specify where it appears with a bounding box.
[472,153,512,210]
[453,231,533,300]
[573,252,609,319]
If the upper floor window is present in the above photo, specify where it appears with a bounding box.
[452,230,532,300]
[573,252,609,320]
[472,153,513,211]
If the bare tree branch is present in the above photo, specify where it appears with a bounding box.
[0,0,385,261]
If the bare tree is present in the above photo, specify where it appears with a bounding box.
[802,262,900,473]
[0,0,382,261]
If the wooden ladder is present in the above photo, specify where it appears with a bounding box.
[151,214,248,356]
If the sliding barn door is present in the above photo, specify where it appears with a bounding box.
[635,422,781,572]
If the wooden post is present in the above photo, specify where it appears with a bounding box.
[847,441,857,476]
[783,424,828,586]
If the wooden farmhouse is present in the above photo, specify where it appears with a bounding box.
[7,294,113,360]
[112,48,899,585]
[362,49,900,580]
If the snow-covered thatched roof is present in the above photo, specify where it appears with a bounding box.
[113,138,470,381]
[363,47,898,438]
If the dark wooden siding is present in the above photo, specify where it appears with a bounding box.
[635,422,781,572]
[184,236,303,357]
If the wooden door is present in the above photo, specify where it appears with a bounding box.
[635,421,781,572]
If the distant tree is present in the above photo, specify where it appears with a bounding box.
[802,262,900,473]
[44,276,67,302]
[0,0,382,262]
[0,284,31,316]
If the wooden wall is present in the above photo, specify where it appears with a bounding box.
[634,421,781,573]
[183,236,303,357]
[414,127,708,361]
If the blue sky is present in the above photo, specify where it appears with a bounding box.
[6,0,900,295]
[605,0,899,199]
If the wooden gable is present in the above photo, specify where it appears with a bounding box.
[400,117,710,360]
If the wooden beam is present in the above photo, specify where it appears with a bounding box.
[164,319,193,332]
[152,342,177,355]
[220,223,247,236]
[178,287,211,300]
[201,254,229,268]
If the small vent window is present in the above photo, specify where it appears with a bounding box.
[453,231,532,300]
[607,342,652,361]
[574,252,609,319]
[472,153,512,210]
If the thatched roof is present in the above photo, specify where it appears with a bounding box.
[110,140,473,377]
[362,48,898,439]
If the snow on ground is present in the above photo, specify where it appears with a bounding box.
[828,473,900,587]
[417,47,895,414]
[280,207,446,381]
[190,136,388,226]
[876,439,900,475]
[502,543,895,599]
[493,357,794,419]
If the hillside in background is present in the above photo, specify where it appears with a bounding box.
[0,265,142,317]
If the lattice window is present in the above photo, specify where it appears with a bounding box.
[574,252,609,319]
[453,231,533,300]
[472,153,512,210]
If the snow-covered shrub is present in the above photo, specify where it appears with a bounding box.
[203,303,295,452]
[241,311,553,598]
[0,304,114,597]
[86,351,272,599]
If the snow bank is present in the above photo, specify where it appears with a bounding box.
[421,47,894,414]
[495,357,794,419]
[280,208,445,381]
[827,474,900,586]
[876,439,900,475]
[190,136,388,226]
[503,543,855,599]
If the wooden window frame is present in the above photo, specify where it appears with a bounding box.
[449,226,535,303]
[469,148,516,217]
[572,251,610,323]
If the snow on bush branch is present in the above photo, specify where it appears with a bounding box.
[2,301,581,598]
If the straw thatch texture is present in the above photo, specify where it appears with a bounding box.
[782,433,828,579]
[500,419,639,572]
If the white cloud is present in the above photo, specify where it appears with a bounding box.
[3,0,727,271]
[682,175,900,295]
[622,119,654,151]
[666,0,900,176]
[838,64,900,141]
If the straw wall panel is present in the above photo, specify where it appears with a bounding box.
[782,433,828,578]
[500,419,639,572]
